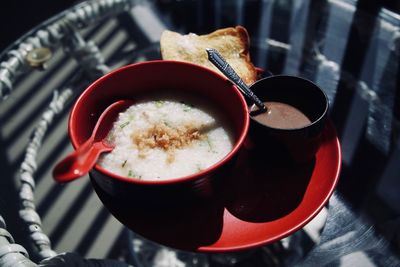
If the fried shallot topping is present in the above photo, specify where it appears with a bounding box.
[131,122,204,163]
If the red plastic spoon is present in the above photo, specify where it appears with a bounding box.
[53,99,134,183]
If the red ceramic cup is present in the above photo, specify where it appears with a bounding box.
[68,60,249,206]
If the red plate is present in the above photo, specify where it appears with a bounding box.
[92,120,341,252]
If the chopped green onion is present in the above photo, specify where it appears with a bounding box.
[206,137,213,150]
[120,121,130,128]
[196,164,203,172]
[121,160,127,168]
[163,120,172,127]
[106,134,114,144]
[204,136,217,153]
[156,100,164,107]
[128,170,142,179]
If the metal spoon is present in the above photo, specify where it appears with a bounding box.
[206,48,267,112]
[53,99,134,183]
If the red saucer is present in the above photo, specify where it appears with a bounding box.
[92,120,341,252]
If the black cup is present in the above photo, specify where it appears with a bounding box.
[248,75,329,164]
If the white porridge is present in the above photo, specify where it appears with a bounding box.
[98,95,234,180]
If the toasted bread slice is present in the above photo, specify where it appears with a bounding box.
[160,26,257,85]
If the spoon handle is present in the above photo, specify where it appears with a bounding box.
[53,139,113,183]
[206,48,266,110]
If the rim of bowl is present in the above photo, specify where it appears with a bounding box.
[69,60,250,185]
[249,74,330,131]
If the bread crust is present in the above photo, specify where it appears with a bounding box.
[160,26,257,85]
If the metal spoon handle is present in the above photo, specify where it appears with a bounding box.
[206,48,266,110]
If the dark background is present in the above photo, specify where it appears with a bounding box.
[1,0,400,52]
[0,1,77,51]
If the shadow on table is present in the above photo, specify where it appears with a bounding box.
[91,179,225,251]
[223,142,315,222]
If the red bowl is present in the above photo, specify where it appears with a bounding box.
[69,60,249,206]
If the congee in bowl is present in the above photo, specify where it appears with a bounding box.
[68,60,249,203]
[98,93,234,181]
